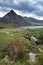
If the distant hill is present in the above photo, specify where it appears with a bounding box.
[0,10,43,27]
[24,17,43,26]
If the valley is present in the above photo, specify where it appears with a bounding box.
[0,10,43,65]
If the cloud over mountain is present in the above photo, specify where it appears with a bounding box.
[0,0,43,20]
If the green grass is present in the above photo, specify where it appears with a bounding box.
[0,28,43,65]
[0,28,43,51]
[0,23,17,29]
[0,28,40,53]
[24,28,43,42]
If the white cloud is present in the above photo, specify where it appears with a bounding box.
[0,11,6,17]
[8,9,43,20]
[0,0,43,20]
[0,9,43,20]
[13,0,25,4]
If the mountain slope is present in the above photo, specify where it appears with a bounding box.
[0,10,31,27]
[0,10,43,27]
[24,17,43,25]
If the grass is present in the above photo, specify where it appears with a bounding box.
[23,28,43,43]
[0,28,43,65]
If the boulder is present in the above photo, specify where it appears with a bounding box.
[30,36,41,45]
[30,36,37,42]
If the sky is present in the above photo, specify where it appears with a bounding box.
[0,0,43,20]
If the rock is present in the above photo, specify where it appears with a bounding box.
[29,52,38,61]
[30,36,37,42]
[30,36,42,45]
[3,55,9,60]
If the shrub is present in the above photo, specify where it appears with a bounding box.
[2,38,29,61]
[35,53,43,65]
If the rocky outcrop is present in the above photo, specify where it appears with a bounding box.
[30,36,42,45]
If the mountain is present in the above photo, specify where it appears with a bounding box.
[0,10,43,27]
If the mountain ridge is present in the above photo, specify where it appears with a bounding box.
[0,10,43,27]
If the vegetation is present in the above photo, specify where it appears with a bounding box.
[23,28,43,44]
[0,28,43,65]
[34,53,43,65]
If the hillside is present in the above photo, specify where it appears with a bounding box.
[0,28,43,65]
[24,17,43,25]
[0,10,43,28]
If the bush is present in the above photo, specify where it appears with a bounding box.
[35,53,43,65]
[2,38,29,61]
